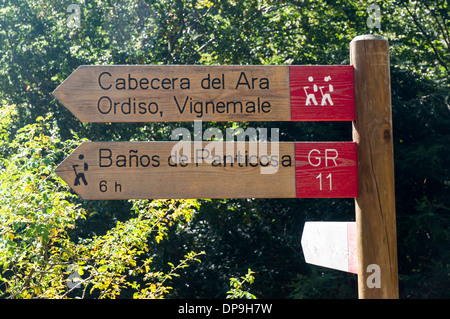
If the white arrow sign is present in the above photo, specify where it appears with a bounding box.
[301,222,358,274]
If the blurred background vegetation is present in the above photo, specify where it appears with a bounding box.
[0,0,448,298]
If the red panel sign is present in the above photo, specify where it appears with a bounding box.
[290,65,355,121]
[295,142,358,198]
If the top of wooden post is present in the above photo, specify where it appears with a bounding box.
[351,34,387,43]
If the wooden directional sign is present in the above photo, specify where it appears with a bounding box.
[55,141,358,200]
[301,222,358,274]
[53,65,355,122]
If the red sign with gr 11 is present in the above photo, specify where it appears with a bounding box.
[294,142,358,198]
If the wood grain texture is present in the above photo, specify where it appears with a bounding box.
[55,141,357,200]
[351,35,399,299]
[53,65,355,122]
[55,141,296,199]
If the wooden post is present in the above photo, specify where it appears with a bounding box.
[350,35,399,299]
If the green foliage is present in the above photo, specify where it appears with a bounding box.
[226,268,256,299]
[0,114,205,298]
[0,112,85,298]
[133,251,205,299]
[0,100,18,156]
[289,269,357,299]
[69,199,203,299]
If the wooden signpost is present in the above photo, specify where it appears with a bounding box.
[53,65,355,122]
[55,141,358,200]
[53,35,398,299]
[351,35,398,299]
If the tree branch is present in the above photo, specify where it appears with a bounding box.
[403,3,449,72]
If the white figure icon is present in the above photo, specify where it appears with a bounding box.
[304,75,334,106]
[304,76,318,106]
[320,76,334,106]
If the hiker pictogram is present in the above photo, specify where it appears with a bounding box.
[73,154,88,186]
[304,76,319,106]
[320,76,334,106]
[304,76,334,106]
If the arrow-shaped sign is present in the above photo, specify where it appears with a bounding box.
[53,65,355,122]
[301,222,358,274]
[55,141,358,200]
